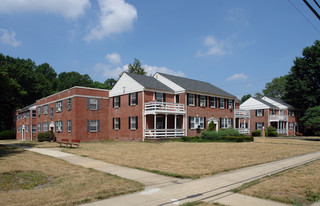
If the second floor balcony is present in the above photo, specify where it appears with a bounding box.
[144,101,185,115]
[269,115,288,121]
[234,109,250,118]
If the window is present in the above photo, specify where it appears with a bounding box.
[129,93,137,106]
[55,101,62,112]
[25,125,29,133]
[129,116,138,130]
[289,110,295,116]
[87,98,100,110]
[67,120,72,132]
[37,123,41,132]
[256,109,264,116]
[220,118,233,129]
[209,97,216,108]
[50,107,53,118]
[37,107,41,116]
[199,95,206,107]
[188,94,196,106]
[113,118,120,130]
[155,93,164,102]
[43,105,49,115]
[113,96,120,108]
[67,98,72,111]
[175,95,180,103]
[87,120,100,132]
[189,117,205,129]
[43,122,48,132]
[272,109,276,115]
[18,125,22,133]
[289,122,294,130]
[227,99,233,109]
[55,121,63,132]
[256,122,264,130]
[32,125,36,133]
[279,110,284,115]
[32,110,36,118]
[219,98,225,109]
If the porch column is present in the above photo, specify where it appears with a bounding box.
[183,115,185,136]
[144,115,146,140]
[165,114,168,137]
[174,114,177,137]
[238,118,240,129]
[154,114,156,138]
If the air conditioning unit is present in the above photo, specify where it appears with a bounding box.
[228,105,232,109]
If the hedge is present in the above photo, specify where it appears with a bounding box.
[179,135,253,143]
[0,130,15,140]
[252,130,261,137]
[37,131,55,142]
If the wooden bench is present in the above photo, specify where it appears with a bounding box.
[57,139,80,148]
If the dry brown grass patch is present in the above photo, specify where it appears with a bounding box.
[238,159,320,206]
[0,145,143,206]
[64,138,320,178]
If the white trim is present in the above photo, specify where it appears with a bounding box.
[36,95,109,107]
[142,91,145,142]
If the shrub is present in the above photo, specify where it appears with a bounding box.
[252,130,261,137]
[0,130,15,140]
[267,131,278,137]
[217,128,240,137]
[201,130,221,141]
[37,131,55,142]
[267,126,277,132]
[207,121,215,131]
[221,136,254,142]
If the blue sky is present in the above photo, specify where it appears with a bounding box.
[0,0,319,98]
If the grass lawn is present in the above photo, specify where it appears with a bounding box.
[0,145,143,206]
[235,159,320,206]
[58,137,320,179]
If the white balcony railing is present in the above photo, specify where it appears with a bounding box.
[277,129,288,134]
[144,129,184,138]
[144,101,185,114]
[235,109,250,118]
[270,115,288,121]
[236,128,250,135]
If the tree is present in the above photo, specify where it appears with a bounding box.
[57,71,93,91]
[241,94,251,104]
[284,40,320,111]
[300,106,320,135]
[263,75,287,98]
[255,92,263,98]
[104,78,117,89]
[127,58,147,75]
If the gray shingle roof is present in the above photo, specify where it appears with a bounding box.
[125,72,173,92]
[252,97,278,109]
[265,96,295,109]
[157,72,236,98]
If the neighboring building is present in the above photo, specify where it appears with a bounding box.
[15,72,239,141]
[15,104,36,140]
[237,96,299,136]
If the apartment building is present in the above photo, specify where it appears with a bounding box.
[236,96,299,136]
[15,72,239,141]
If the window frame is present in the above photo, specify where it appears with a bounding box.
[219,98,225,109]
[50,107,53,118]
[37,122,41,132]
[55,101,63,112]
[43,105,49,115]
[129,116,138,130]
[289,122,294,130]
[67,98,72,111]
[114,96,120,108]
[188,94,195,106]
[256,122,264,130]
[199,95,206,107]
[113,118,120,130]
[155,93,164,102]
[55,121,63,133]
[37,107,41,116]
[89,98,98,110]
[32,125,36,133]
[130,93,137,106]
[209,97,216,108]
[89,120,98,132]
[256,109,264,116]
[43,122,48,132]
[227,99,233,109]
[67,120,72,132]
[220,118,233,129]
[190,117,204,129]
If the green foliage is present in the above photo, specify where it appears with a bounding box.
[201,131,221,141]
[255,92,263,98]
[301,106,320,135]
[241,94,251,104]
[57,71,93,91]
[180,135,253,143]
[0,130,15,140]
[263,76,287,98]
[127,58,147,75]
[265,126,278,137]
[252,130,261,137]
[305,190,320,202]
[207,121,216,131]
[104,78,117,89]
[37,131,55,142]
[217,128,240,137]
[284,40,320,111]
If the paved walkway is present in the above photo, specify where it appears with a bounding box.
[5,144,320,206]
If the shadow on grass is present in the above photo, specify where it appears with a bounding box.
[0,145,25,158]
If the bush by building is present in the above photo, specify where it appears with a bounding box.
[37,131,55,142]
[0,130,15,140]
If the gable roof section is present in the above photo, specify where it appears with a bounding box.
[156,72,236,98]
[125,72,173,92]
[253,97,278,109]
[263,96,295,109]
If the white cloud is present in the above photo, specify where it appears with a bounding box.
[105,52,121,65]
[227,73,248,81]
[0,0,90,19]
[85,0,137,41]
[143,65,185,77]
[95,63,185,79]
[197,35,230,56]
[0,28,21,47]
[226,8,249,26]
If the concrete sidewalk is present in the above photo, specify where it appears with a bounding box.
[5,144,320,206]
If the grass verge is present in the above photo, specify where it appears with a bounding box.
[233,159,320,206]
[0,145,143,206]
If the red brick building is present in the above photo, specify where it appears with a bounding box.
[237,96,299,136]
[16,72,240,141]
